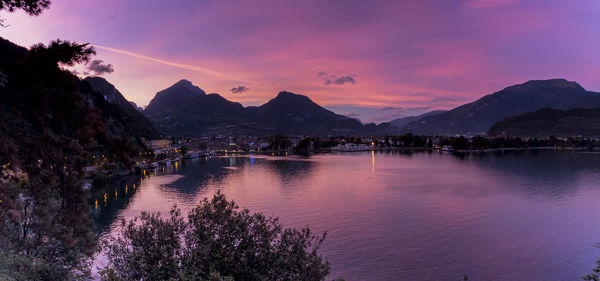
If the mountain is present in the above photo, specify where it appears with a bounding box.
[401,79,600,135]
[488,107,600,138]
[129,101,143,112]
[389,110,447,131]
[143,79,246,136]
[249,91,364,135]
[143,81,365,136]
[0,36,148,168]
[80,77,160,139]
[144,79,210,116]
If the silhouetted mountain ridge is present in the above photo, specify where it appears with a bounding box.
[80,77,160,139]
[143,83,365,136]
[401,79,600,135]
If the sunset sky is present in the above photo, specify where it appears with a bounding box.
[2,0,600,123]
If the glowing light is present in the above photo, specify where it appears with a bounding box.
[104,193,107,204]
[371,150,375,175]
[95,200,98,209]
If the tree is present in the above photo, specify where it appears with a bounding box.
[267,135,292,151]
[0,0,50,15]
[180,146,188,156]
[0,37,140,280]
[584,244,600,281]
[100,193,337,281]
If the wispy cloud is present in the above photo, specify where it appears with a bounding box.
[464,0,518,8]
[381,106,402,111]
[94,45,239,81]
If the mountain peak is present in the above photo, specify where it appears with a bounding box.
[505,79,584,93]
[82,76,127,106]
[144,79,206,115]
[174,79,193,86]
[274,91,310,101]
[277,91,298,97]
[273,91,311,101]
[164,79,206,96]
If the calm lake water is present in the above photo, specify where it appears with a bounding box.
[92,151,600,281]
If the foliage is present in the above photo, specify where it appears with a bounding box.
[0,37,140,280]
[267,134,292,151]
[584,244,600,281]
[29,39,95,67]
[100,193,335,281]
[0,0,50,15]
[180,146,188,156]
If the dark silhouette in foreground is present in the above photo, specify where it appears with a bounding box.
[100,193,341,281]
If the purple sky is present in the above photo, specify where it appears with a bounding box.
[2,0,600,122]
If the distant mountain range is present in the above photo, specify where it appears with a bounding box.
[140,78,600,138]
[488,107,600,138]
[142,80,365,136]
[7,31,599,140]
[398,79,600,135]
[389,110,446,131]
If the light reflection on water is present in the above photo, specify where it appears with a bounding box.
[92,151,600,281]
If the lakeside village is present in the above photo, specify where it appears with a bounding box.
[98,133,600,171]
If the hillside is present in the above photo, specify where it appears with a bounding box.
[401,79,600,135]
[81,77,160,139]
[250,91,364,135]
[389,110,447,132]
[488,107,600,138]
[0,37,153,168]
[143,79,246,136]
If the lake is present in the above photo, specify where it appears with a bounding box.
[92,150,600,280]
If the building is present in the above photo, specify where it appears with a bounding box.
[145,139,172,154]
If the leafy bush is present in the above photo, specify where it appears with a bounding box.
[100,193,337,281]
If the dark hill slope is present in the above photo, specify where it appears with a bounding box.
[143,79,246,136]
[250,91,364,135]
[80,77,160,139]
[488,107,600,138]
[143,83,365,136]
[389,110,447,132]
[0,36,148,168]
[402,79,600,135]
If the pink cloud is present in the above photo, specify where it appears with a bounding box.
[464,0,519,9]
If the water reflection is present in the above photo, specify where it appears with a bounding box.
[90,174,144,234]
[91,151,600,281]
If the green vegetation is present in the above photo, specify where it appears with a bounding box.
[100,193,338,281]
